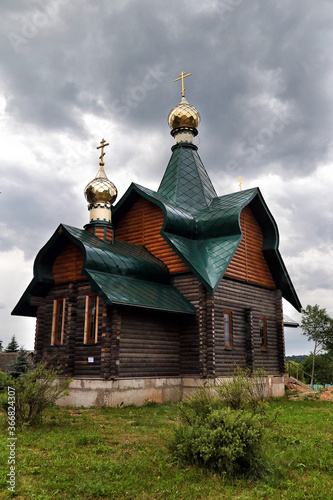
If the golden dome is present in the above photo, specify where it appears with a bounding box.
[168,96,201,130]
[84,165,117,205]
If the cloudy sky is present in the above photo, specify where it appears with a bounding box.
[1,0,332,355]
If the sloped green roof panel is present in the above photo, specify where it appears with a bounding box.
[86,271,195,314]
[158,143,217,212]
[62,225,169,283]
[197,188,258,237]
[165,233,241,293]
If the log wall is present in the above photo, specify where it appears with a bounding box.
[213,278,284,376]
[225,206,276,288]
[117,307,180,378]
[34,259,284,381]
[115,197,189,273]
[34,280,112,378]
[173,274,202,376]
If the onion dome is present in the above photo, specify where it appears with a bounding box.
[84,139,117,231]
[84,164,117,205]
[168,96,201,132]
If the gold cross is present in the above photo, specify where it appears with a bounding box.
[96,138,109,165]
[174,71,192,97]
[238,176,243,191]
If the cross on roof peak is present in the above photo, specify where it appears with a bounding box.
[97,138,109,166]
[174,71,192,97]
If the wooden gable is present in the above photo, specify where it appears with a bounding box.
[115,196,189,273]
[52,242,85,283]
[225,205,276,288]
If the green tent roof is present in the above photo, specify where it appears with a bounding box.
[12,225,195,317]
[158,143,217,211]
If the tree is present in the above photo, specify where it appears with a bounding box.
[301,304,333,387]
[301,354,333,386]
[9,348,32,378]
[5,335,19,352]
[0,340,3,353]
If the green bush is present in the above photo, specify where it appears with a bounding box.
[1,362,72,427]
[174,407,265,476]
[172,367,273,477]
[215,366,267,413]
[0,370,12,392]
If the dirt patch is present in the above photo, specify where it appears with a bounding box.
[285,382,314,394]
[318,386,333,401]
[286,382,333,401]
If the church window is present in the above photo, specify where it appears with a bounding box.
[84,295,99,343]
[51,298,66,345]
[223,309,233,348]
[259,315,267,350]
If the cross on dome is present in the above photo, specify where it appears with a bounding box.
[174,71,192,97]
[97,138,109,166]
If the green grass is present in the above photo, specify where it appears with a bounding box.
[0,398,332,499]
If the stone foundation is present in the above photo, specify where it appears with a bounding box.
[57,375,286,407]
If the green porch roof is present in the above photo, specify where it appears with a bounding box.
[12,224,195,318]
[113,142,301,311]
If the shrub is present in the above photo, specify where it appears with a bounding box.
[1,362,72,427]
[172,367,273,477]
[173,407,265,476]
[0,370,12,392]
[215,366,267,414]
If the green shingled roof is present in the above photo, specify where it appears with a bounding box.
[158,143,217,211]
[113,142,301,311]
[12,225,195,317]
[13,138,301,318]
[86,271,194,313]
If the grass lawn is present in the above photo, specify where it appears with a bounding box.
[0,397,332,499]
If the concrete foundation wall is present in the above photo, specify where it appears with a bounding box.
[57,375,286,407]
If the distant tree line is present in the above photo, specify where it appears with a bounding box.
[286,355,308,365]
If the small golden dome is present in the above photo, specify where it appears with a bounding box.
[168,96,201,130]
[84,165,117,205]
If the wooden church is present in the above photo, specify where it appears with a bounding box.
[13,74,301,406]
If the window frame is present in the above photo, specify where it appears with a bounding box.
[223,309,233,348]
[259,314,267,350]
[84,294,99,344]
[51,298,66,345]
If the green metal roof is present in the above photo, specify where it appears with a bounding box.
[13,139,301,318]
[12,224,195,317]
[86,271,195,313]
[113,142,301,311]
[158,143,217,212]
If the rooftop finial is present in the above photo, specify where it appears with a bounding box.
[97,138,109,167]
[238,176,243,191]
[174,71,192,97]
